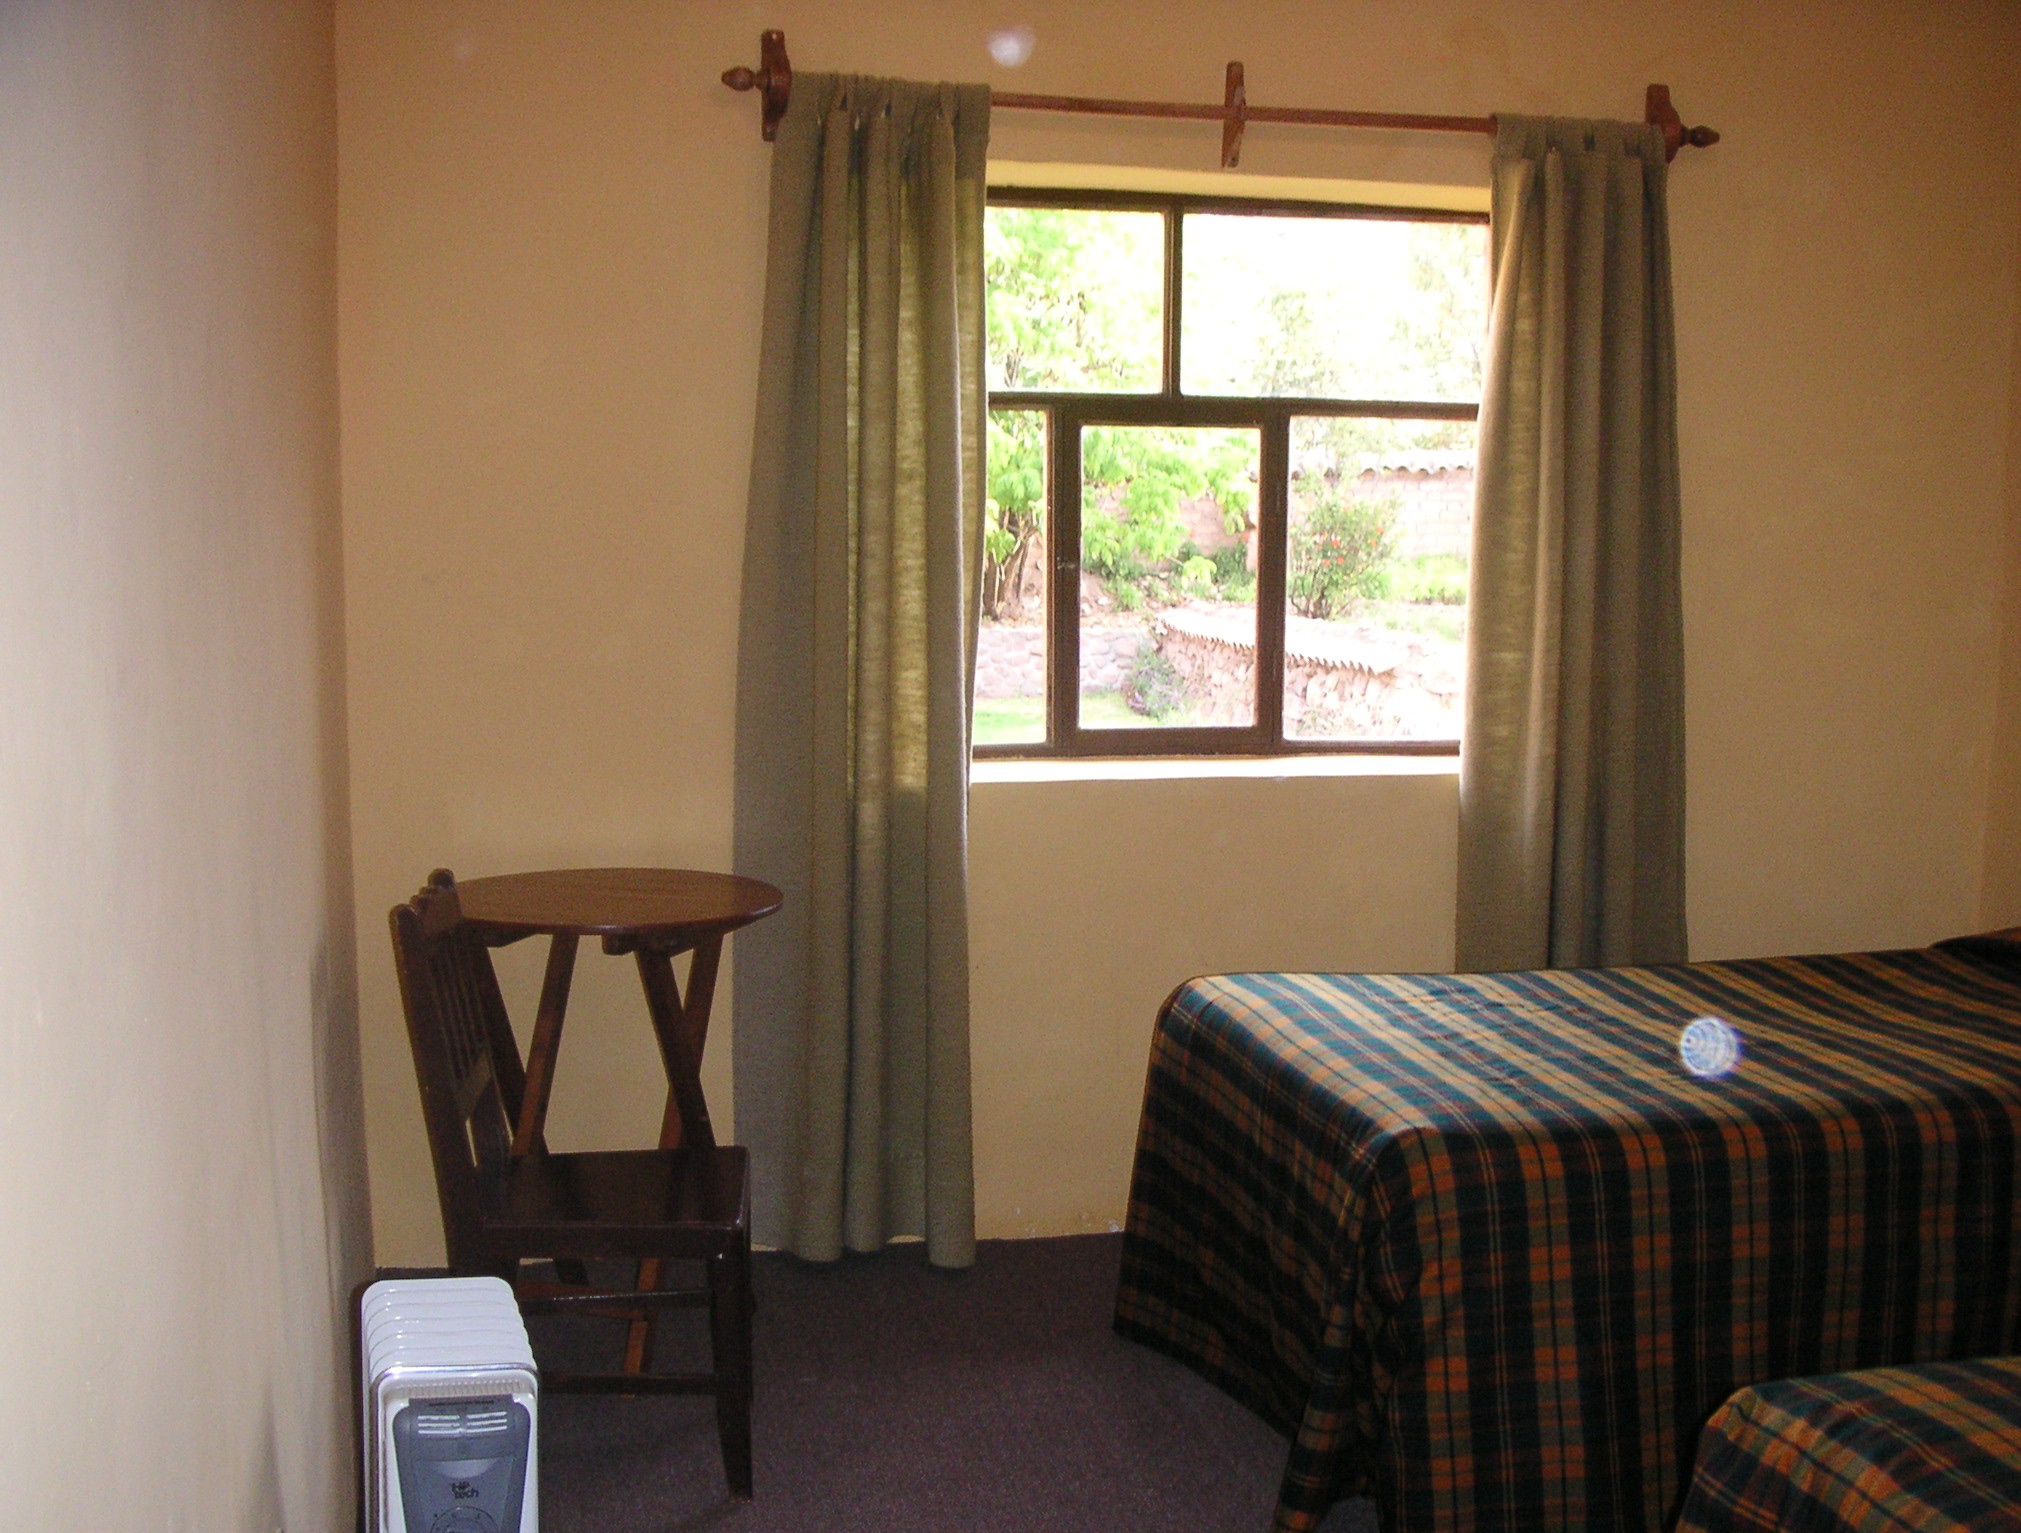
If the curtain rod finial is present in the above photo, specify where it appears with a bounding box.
[1644,83,1717,162]
[723,29,793,141]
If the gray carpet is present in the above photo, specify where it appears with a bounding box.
[523,1233,1376,1532]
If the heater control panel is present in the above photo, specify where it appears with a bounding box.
[392,1396,531,1533]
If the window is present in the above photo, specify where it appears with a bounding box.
[978,189,1488,758]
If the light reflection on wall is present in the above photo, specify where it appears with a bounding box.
[987,25,1036,67]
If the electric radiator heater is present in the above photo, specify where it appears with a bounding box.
[361,1277,539,1533]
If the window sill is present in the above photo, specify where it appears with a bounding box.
[971,752,1458,786]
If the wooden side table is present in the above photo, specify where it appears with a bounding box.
[455,867,782,1373]
[456,867,783,1157]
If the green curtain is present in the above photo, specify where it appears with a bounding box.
[1457,116,1688,972]
[733,76,989,1268]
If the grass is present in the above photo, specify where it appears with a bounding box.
[973,690,1186,746]
[1364,600,1467,645]
[1387,553,1468,606]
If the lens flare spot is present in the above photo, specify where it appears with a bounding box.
[987,25,1036,68]
[1679,1016,1742,1079]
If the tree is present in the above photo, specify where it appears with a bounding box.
[1080,425,1252,593]
[984,411,1044,621]
[985,207,1159,392]
[983,207,1163,619]
[981,205,1483,619]
[986,209,1256,615]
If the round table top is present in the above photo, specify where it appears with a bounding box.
[455,867,783,941]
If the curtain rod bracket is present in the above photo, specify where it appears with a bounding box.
[721,28,791,141]
[1220,63,1247,168]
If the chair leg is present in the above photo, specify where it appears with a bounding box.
[708,1246,753,1498]
[738,1228,755,1388]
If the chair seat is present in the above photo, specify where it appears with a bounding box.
[478,1145,749,1262]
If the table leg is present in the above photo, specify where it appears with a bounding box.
[634,940,719,1152]
[512,933,579,1157]
[625,937,725,1373]
[516,934,587,1287]
[473,944,533,1135]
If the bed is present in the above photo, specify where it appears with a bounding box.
[1112,936,2021,1533]
[1672,1356,2021,1532]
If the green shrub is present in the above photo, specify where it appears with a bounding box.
[1123,641,1188,719]
[1102,578,1145,612]
[1207,543,1255,602]
[1288,492,1398,619]
[1177,553,1217,598]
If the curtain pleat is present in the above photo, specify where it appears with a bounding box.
[1458,116,1688,972]
[734,76,989,1267]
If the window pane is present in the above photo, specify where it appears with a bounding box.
[1079,424,1259,730]
[986,207,1163,393]
[975,410,1049,747]
[1284,417,1473,742]
[1181,215,1487,402]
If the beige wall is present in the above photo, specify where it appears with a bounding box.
[338,0,2021,1263]
[0,3,370,1529]
[971,762,1457,1234]
[1981,181,2021,924]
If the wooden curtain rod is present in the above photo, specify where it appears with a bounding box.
[720,31,1719,169]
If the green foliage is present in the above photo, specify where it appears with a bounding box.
[1080,424,1255,604]
[984,410,1045,620]
[983,205,1483,623]
[1104,578,1145,612]
[1207,543,1256,602]
[1176,552,1218,599]
[985,207,1161,392]
[1389,552,1469,606]
[1123,641,1188,720]
[1289,490,1399,619]
[987,209,1263,614]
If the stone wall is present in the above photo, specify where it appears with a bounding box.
[976,618,1154,699]
[1159,609,1461,739]
[979,608,1461,739]
[1081,621,1156,691]
[975,623,1045,700]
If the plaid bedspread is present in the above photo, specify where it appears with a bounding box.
[1673,1356,2021,1532]
[1113,939,2021,1533]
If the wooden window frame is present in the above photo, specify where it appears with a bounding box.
[979,186,1485,761]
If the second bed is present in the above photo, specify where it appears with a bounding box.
[1114,936,2021,1532]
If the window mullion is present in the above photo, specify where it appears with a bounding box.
[1256,409,1289,748]
[1162,205,1184,397]
[1050,404,1082,752]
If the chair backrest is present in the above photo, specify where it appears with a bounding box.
[389,869,515,1269]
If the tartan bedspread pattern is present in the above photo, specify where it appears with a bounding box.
[1672,1356,2021,1532]
[1113,943,2021,1533]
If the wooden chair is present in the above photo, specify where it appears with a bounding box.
[390,870,753,1496]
